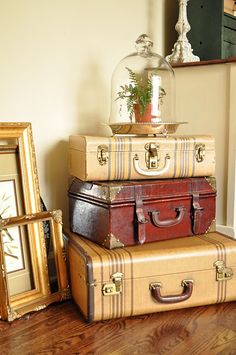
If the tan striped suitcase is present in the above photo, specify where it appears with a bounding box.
[65,230,236,322]
[69,135,215,181]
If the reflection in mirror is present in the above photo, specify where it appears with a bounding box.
[4,224,34,296]
[0,210,70,322]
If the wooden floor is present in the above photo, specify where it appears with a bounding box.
[1,300,236,355]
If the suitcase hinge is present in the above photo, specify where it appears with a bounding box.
[102,272,124,296]
[145,142,160,169]
[214,260,233,282]
[97,145,109,165]
[195,143,205,163]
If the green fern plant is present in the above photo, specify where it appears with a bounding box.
[116,67,166,119]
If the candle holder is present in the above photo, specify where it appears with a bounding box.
[166,0,200,64]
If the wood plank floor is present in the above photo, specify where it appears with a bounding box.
[1,300,236,355]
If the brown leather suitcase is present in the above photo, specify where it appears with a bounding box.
[68,177,216,249]
[69,135,215,181]
[65,230,236,322]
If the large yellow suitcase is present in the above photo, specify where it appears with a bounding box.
[69,135,215,181]
[65,230,236,322]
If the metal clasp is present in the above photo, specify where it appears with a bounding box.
[97,145,109,166]
[195,143,205,163]
[145,142,160,169]
[214,260,233,282]
[102,272,124,296]
[149,282,162,290]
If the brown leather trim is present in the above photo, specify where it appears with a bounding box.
[80,238,105,320]
[67,237,94,322]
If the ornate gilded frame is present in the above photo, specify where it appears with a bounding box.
[0,122,42,214]
[0,210,70,321]
[0,122,50,320]
[0,123,69,321]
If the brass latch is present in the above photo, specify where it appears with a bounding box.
[102,272,124,296]
[97,145,109,166]
[195,143,205,163]
[145,142,160,169]
[214,260,233,282]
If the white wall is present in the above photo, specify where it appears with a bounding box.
[0,0,155,224]
[225,63,236,236]
[175,62,236,236]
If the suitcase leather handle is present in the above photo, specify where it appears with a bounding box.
[150,280,194,304]
[133,154,171,176]
[150,207,186,228]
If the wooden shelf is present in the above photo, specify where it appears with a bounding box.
[172,56,236,68]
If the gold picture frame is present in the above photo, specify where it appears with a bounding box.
[0,122,42,214]
[0,123,50,320]
[0,210,70,321]
[0,123,69,321]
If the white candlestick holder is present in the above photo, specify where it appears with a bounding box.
[166,0,200,64]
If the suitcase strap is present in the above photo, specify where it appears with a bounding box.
[135,186,148,245]
[192,192,204,234]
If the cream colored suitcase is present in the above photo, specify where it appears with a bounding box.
[65,230,236,322]
[69,135,215,181]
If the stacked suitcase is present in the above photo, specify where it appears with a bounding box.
[66,134,236,322]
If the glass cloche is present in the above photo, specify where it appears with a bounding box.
[109,34,182,135]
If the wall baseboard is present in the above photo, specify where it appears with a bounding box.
[216,224,236,238]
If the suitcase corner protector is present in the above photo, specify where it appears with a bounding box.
[102,233,124,249]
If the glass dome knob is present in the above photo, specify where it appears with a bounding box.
[135,34,153,56]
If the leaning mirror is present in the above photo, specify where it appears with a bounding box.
[0,210,70,321]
